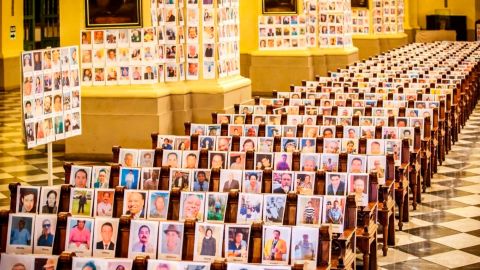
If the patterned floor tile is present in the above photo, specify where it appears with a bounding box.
[403,225,460,239]
[431,233,480,249]
[423,250,480,269]
[444,206,480,218]
[396,240,455,257]
[437,218,480,233]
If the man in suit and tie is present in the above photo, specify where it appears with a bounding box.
[144,66,155,80]
[222,172,240,192]
[327,174,345,195]
[95,222,115,250]
[204,44,213,58]
[263,230,287,261]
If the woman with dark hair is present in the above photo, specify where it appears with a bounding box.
[200,228,216,256]
[42,190,58,213]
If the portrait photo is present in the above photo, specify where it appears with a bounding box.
[262,225,291,265]
[237,193,263,224]
[219,169,243,192]
[140,167,160,190]
[368,155,386,185]
[258,137,274,153]
[69,166,93,188]
[193,223,224,262]
[7,213,35,254]
[179,192,205,222]
[106,258,133,270]
[162,150,181,168]
[385,139,402,165]
[281,138,297,153]
[138,149,155,167]
[240,137,257,152]
[169,168,191,191]
[347,154,367,173]
[123,190,147,219]
[291,226,318,264]
[181,151,198,170]
[300,153,319,172]
[0,253,35,270]
[255,152,274,170]
[72,257,104,270]
[205,192,228,223]
[225,224,250,262]
[158,222,184,260]
[65,217,94,257]
[119,167,141,189]
[33,214,57,254]
[263,194,286,224]
[91,166,111,188]
[228,152,246,170]
[242,170,262,194]
[191,124,206,136]
[274,152,292,171]
[39,186,60,214]
[147,191,170,220]
[348,173,369,207]
[272,171,294,194]
[323,195,346,233]
[341,139,358,154]
[119,148,139,167]
[323,138,341,154]
[325,172,347,196]
[209,151,227,169]
[128,219,159,259]
[296,195,322,226]
[300,138,316,153]
[94,189,114,217]
[294,172,315,195]
[69,188,94,217]
[367,139,385,155]
[192,169,211,192]
[86,0,142,28]
[93,217,119,258]
[175,136,191,151]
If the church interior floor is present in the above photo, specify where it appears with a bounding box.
[1,89,480,269]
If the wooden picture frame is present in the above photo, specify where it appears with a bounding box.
[351,0,369,8]
[85,0,142,28]
[262,0,297,14]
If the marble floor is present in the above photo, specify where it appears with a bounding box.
[1,89,480,269]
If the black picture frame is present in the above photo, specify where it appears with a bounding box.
[262,0,298,14]
[351,0,369,8]
[85,0,142,28]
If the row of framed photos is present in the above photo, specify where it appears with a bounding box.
[7,192,346,261]
[0,253,58,270]
[21,46,82,148]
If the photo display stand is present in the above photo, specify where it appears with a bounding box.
[21,46,82,186]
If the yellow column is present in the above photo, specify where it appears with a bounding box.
[0,0,24,90]
[408,0,420,29]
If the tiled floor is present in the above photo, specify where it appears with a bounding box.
[1,89,480,269]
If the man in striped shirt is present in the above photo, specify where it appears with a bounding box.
[304,200,315,224]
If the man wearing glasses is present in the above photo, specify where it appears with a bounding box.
[37,219,54,247]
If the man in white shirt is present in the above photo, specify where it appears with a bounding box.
[97,192,113,217]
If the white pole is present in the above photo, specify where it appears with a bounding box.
[47,142,53,186]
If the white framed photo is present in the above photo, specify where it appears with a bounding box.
[123,190,147,219]
[92,217,119,258]
[128,219,159,259]
[263,194,286,224]
[147,190,170,220]
[7,213,35,254]
[158,221,184,260]
[262,225,291,265]
[204,192,228,223]
[94,189,114,217]
[39,186,60,214]
[296,195,323,226]
[291,226,319,264]
[69,188,94,217]
[118,148,139,167]
[70,165,92,188]
[225,224,250,262]
[33,214,57,254]
[179,192,205,222]
[65,217,94,256]
[193,222,224,262]
[236,193,263,224]
[91,166,111,188]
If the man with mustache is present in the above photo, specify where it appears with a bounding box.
[132,225,154,253]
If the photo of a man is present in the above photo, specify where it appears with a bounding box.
[96,191,113,217]
[262,227,289,263]
[326,173,346,195]
[160,223,184,258]
[180,192,204,221]
[36,218,54,247]
[10,217,32,246]
[95,222,115,250]
[132,225,155,253]
[124,191,146,219]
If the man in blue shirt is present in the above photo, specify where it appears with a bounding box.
[37,219,54,246]
[10,218,31,245]
[228,231,247,258]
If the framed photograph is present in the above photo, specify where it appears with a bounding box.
[169,168,191,191]
[262,0,297,14]
[262,225,291,265]
[65,217,94,256]
[85,0,142,28]
[323,196,346,233]
[325,172,347,196]
[93,217,119,258]
[179,192,205,222]
[91,166,111,188]
[228,152,246,170]
[242,170,263,194]
[70,165,92,188]
[367,139,385,155]
[106,258,133,270]
[240,137,256,152]
[209,151,227,170]
[263,194,286,224]
[225,224,250,262]
[199,136,216,151]
[205,192,228,223]
[119,167,141,189]
[119,148,139,167]
[219,169,243,192]
[296,195,322,226]
[162,150,181,168]
[236,193,263,224]
[193,222,224,262]
[69,188,94,217]
[39,186,60,215]
[138,149,155,167]
[128,219,159,259]
[348,173,369,207]
[123,190,147,219]
[255,152,274,170]
[281,138,297,152]
[274,152,292,171]
[158,222,184,260]
[294,172,315,195]
[291,226,318,264]
[158,135,175,149]
[192,169,211,192]
[72,257,105,270]
[94,189,114,217]
[7,213,35,254]
[0,253,34,270]
[300,153,319,172]
[258,137,274,153]
[342,139,358,154]
[141,167,161,190]
[146,191,169,220]
[368,155,386,185]
[347,154,367,173]
[272,171,294,194]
